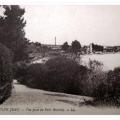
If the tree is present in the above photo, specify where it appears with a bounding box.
[71,40,81,55]
[92,43,103,52]
[35,42,41,47]
[41,45,50,57]
[0,43,13,103]
[61,41,69,52]
[0,5,29,62]
[71,40,81,61]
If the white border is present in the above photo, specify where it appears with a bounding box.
[0,0,120,119]
[0,0,120,5]
[0,115,120,120]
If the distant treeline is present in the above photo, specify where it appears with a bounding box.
[92,43,104,52]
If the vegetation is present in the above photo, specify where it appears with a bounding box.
[70,40,81,61]
[15,57,104,97]
[0,43,13,104]
[16,56,87,94]
[61,41,69,52]
[0,5,29,62]
[15,56,120,106]
[92,43,104,52]
[71,40,81,55]
[86,60,107,96]
[13,62,28,84]
[45,56,85,94]
[93,67,120,106]
[0,5,30,104]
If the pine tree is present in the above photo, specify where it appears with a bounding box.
[0,5,29,62]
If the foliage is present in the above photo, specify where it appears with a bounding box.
[71,40,81,55]
[92,43,104,52]
[0,43,13,104]
[93,67,120,106]
[24,64,48,88]
[0,5,29,62]
[16,56,88,94]
[15,56,120,106]
[13,62,28,84]
[107,68,120,102]
[88,59,103,71]
[61,41,69,52]
[78,59,107,96]
[45,56,83,93]
[41,45,50,57]
[15,57,107,97]
[15,63,49,89]
[35,42,41,46]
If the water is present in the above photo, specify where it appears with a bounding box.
[81,53,120,71]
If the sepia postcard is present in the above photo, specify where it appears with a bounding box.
[0,3,120,115]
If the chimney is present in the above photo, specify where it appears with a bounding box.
[55,36,56,46]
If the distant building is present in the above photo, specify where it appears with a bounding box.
[41,37,62,51]
[42,44,61,51]
[81,43,104,54]
[104,46,120,53]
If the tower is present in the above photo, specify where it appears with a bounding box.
[55,36,56,46]
[90,43,93,53]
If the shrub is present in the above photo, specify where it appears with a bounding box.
[17,56,88,95]
[24,63,48,88]
[106,67,120,105]
[87,69,107,97]
[14,55,120,106]
[107,67,120,99]
[13,62,28,84]
[15,63,48,89]
[88,59,103,71]
[79,59,107,96]
[45,56,87,94]
[93,67,120,106]
[0,43,13,104]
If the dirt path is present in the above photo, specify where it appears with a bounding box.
[0,82,119,115]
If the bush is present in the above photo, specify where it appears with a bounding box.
[17,56,88,95]
[16,57,108,98]
[44,56,87,94]
[107,67,120,99]
[78,59,107,96]
[88,59,103,71]
[0,43,13,104]
[89,70,107,96]
[15,62,48,89]
[13,62,28,84]
[24,63,48,88]
[93,67,120,106]
[15,56,120,106]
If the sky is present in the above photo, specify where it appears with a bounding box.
[3,5,120,46]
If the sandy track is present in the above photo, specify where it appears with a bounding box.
[0,82,120,115]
